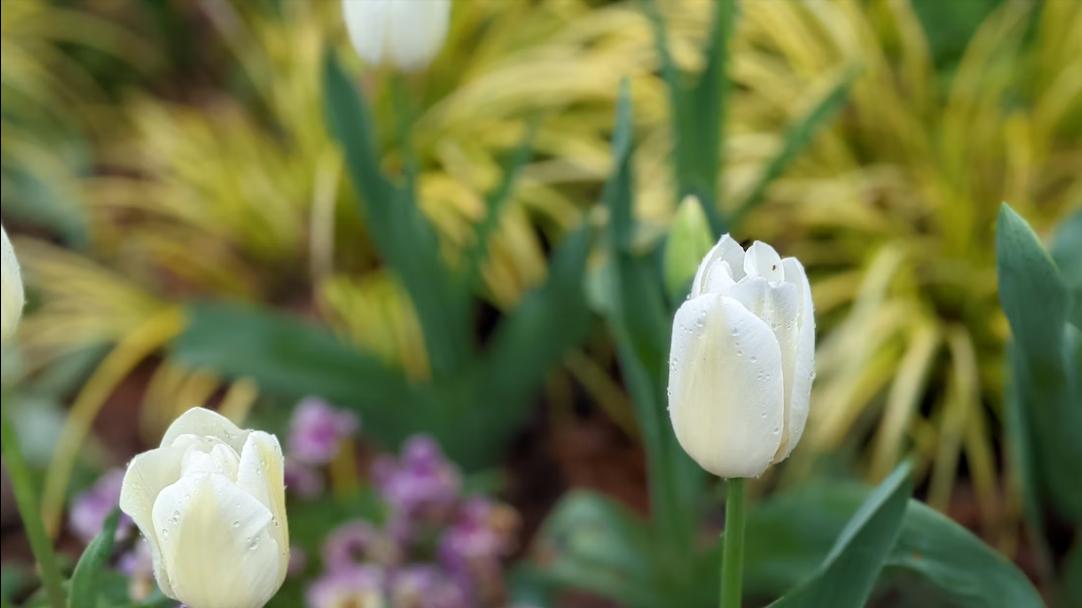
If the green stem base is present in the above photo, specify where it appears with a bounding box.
[721,477,746,608]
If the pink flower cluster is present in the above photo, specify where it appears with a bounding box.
[306,436,518,608]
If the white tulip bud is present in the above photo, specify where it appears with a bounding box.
[342,0,451,72]
[120,408,289,608]
[1,226,25,342]
[668,235,815,478]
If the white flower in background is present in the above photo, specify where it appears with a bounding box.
[1,225,25,342]
[120,408,289,608]
[342,0,451,72]
[668,235,815,478]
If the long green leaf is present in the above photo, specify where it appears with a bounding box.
[641,0,725,234]
[996,204,1082,521]
[68,509,120,608]
[745,478,1043,608]
[731,68,856,226]
[1051,209,1082,330]
[323,50,471,376]
[172,300,425,446]
[603,81,683,550]
[470,227,591,450]
[769,462,912,608]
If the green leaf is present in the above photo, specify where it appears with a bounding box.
[1051,209,1082,330]
[769,462,912,608]
[530,491,664,607]
[172,300,426,446]
[663,195,714,302]
[746,478,1043,608]
[996,203,1082,521]
[68,509,120,608]
[469,227,591,455]
[602,82,699,559]
[641,0,727,234]
[323,50,471,377]
[731,68,856,227]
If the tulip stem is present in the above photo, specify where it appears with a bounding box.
[720,477,746,608]
[1,410,66,608]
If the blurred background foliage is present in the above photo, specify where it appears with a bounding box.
[2,0,1079,573]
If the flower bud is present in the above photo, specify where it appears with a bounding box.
[668,235,815,478]
[1,226,25,342]
[342,0,451,72]
[664,195,714,300]
[119,408,289,608]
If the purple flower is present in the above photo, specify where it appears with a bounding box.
[289,397,359,465]
[439,498,516,601]
[391,564,468,608]
[117,539,153,578]
[374,435,461,524]
[306,564,385,608]
[322,520,377,571]
[289,546,308,578]
[285,458,325,499]
[322,519,403,571]
[69,469,131,543]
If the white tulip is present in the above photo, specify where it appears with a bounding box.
[120,408,289,608]
[342,0,451,72]
[668,235,815,478]
[1,225,25,342]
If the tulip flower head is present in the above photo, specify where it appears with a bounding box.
[1,225,25,342]
[342,0,451,72]
[668,235,815,478]
[120,407,289,608]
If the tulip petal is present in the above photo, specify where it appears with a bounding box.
[387,0,451,71]
[692,234,746,296]
[776,257,816,460]
[161,407,248,452]
[744,241,785,282]
[343,0,390,66]
[153,473,281,608]
[119,446,186,597]
[237,431,290,589]
[726,276,802,461]
[668,294,785,478]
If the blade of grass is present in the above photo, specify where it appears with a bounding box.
[730,68,857,228]
[463,117,540,292]
[0,411,65,608]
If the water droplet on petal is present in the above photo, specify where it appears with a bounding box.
[750,355,757,363]
[232,520,240,528]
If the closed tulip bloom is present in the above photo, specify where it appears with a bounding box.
[342,0,451,72]
[668,235,815,478]
[1,225,25,342]
[120,408,289,608]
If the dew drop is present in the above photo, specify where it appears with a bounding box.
[736,349,743,357]
[232,520,240,528]
[160,528,169,538]
[750,355,757,364]
[247,536,259,551]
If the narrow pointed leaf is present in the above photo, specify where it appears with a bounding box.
[68,509,120,608]
[732,68,856,226]
[323,50,471,376]
[996,204,1082,520]
[769,462,912,608]
[172,300,424,445]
